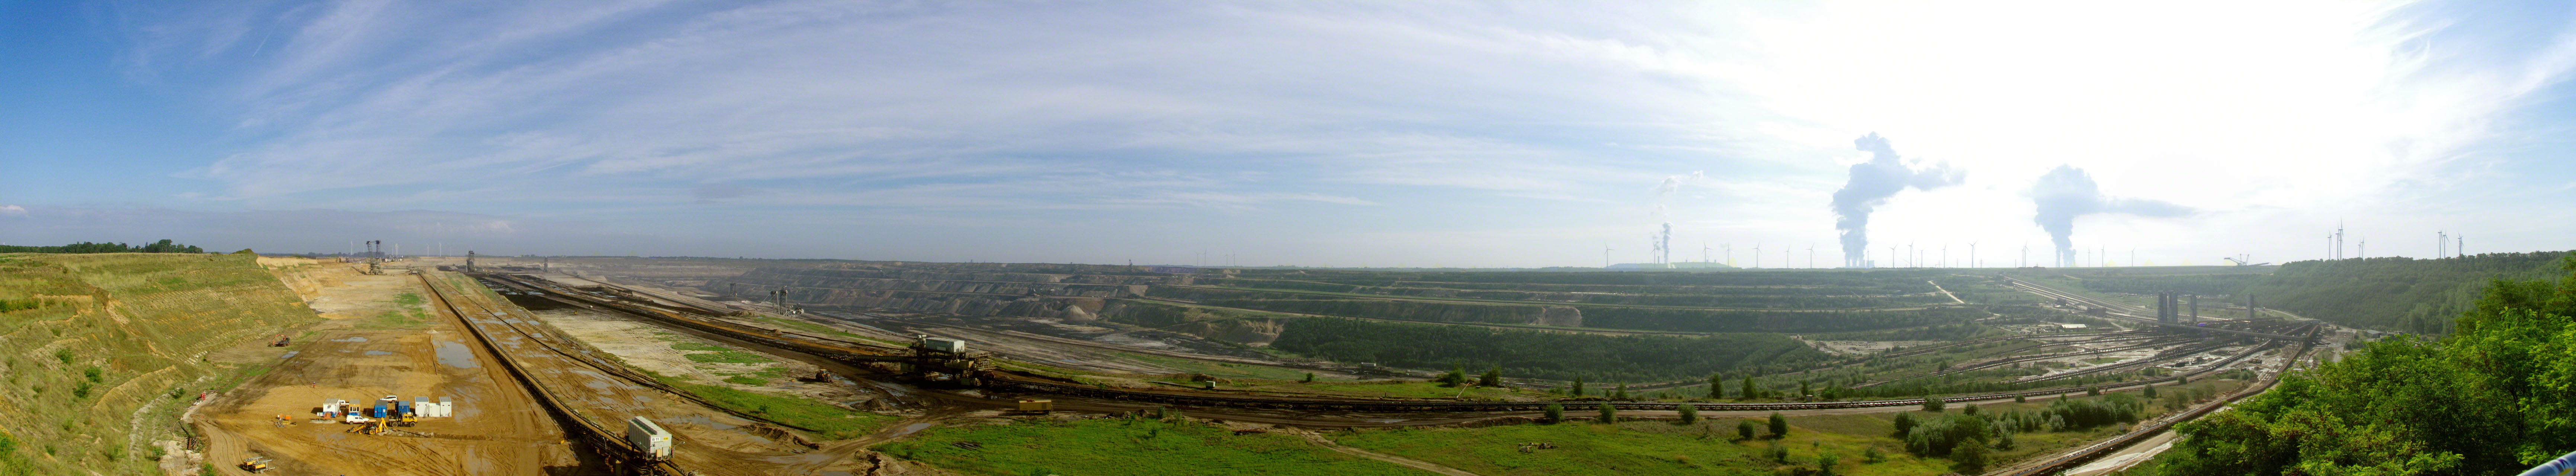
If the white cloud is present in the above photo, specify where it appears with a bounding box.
[0,205,26,217]
[84,0,2576,266]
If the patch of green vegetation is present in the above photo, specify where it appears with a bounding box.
[876,417,1430,476]
[1103,352,1311,381]
[723,375,767,386]
[669,342,729,351]
[0,253,321,475]
[679,384,890,440]
[683,351,773,364]
[1228,379,1547,400]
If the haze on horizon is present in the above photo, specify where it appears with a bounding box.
[5,0,2575,267]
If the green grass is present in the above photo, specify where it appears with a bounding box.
[669,342,729,351]
[1335,415,1952,476]
[679,384,891,440]
[723,375,767,386]
[1104,352,1313,380]
[683,351,773,364]
[875,417,1435,476]
[1332,380,2253,476]
[1226,379,1549,400]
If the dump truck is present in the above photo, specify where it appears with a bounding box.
[626,417,673,460]
[1013,399,1053,414]
[238,457,273,473]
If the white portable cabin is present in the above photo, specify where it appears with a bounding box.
[625,416,673,460]
[436,396,455,418]
[923,337,968,353]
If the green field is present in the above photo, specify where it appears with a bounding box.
[876,416,1435,476]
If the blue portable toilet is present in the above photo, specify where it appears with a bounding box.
[373,403,388,418]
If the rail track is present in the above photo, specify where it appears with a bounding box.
[1985,320,2326,476]
[418,273,687,476]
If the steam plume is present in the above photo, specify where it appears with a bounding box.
[2028,165,2190,267]
[1832,134,1962,267]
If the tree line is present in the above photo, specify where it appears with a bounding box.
[0,240,204,254]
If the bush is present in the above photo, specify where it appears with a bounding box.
[1677,403,1698,424]
[1863,446,1886,463]
[1596,403,1617,423]
[1817,452,1841,476]
[2014,394,2027,403]
[1768,412,1789,438]
[1952,440,1990,473]
[83,366,101,383]
[1738,420,1756,440]
[1542,403,1563,424]
[1923,395,1945,412]
[54,349,71,364]
[1962,403,1979,416]
[1766,441,1790,463]
[1892,411,1917,437]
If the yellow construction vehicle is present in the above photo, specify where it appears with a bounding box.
[346,420,383,436]
[238,457,273,473]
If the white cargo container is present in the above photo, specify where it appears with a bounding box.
[439,396,455,418]
[923,337,967,353]
[626,417,672,460]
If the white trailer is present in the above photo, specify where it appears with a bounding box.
[625,417,672,460]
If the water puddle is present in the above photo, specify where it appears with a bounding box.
[332,336,369,342]
[893,422,934,436]
[435,341,479,369]
[365,350,393,356]
[279,351,299,359]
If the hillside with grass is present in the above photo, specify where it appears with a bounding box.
[2037,251,2570,333]
[0,252,322,475]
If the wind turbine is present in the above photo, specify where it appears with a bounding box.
[1603,244,1615,268]
[1807,244,1815,269]
[1754,243,1762,268]
[1702,243,1711,263]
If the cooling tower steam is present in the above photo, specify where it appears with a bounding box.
[1832,134,1963,267]
[2029,165,2190,267]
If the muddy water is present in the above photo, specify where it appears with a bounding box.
[435,341,479,369]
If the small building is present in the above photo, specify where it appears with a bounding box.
[923,337,968,353]
[2058,324,2089,329]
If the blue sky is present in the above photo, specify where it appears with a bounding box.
[4,0,2575,267]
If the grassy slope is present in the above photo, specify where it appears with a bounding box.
[876,416,1435,476]
[0,253,322,475]
[1332,379,2250,476]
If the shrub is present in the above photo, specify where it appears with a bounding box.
[1677,403,1698,424]
[1596,403,1617,423]
[1951,440,1990,473]
[2014,394,2028,403]
[1863,446,1886,463]
[1768,412,1789,438]
[1766,441,1790,463]
[83,366,102,383]
[1543,403,1563,424]
[54,349,71,364]
[1923,395,1945,412]
[1817,452,1841,476]
[1738,419,1756,440]
[1892,411,1917,437]
[1962,403,1979,416]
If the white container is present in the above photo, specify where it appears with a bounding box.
[626,417,672,460]
[924,337,967,353]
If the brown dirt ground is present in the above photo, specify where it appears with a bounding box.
[193,267,583,476]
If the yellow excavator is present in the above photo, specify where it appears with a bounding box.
[237,457,274,473]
